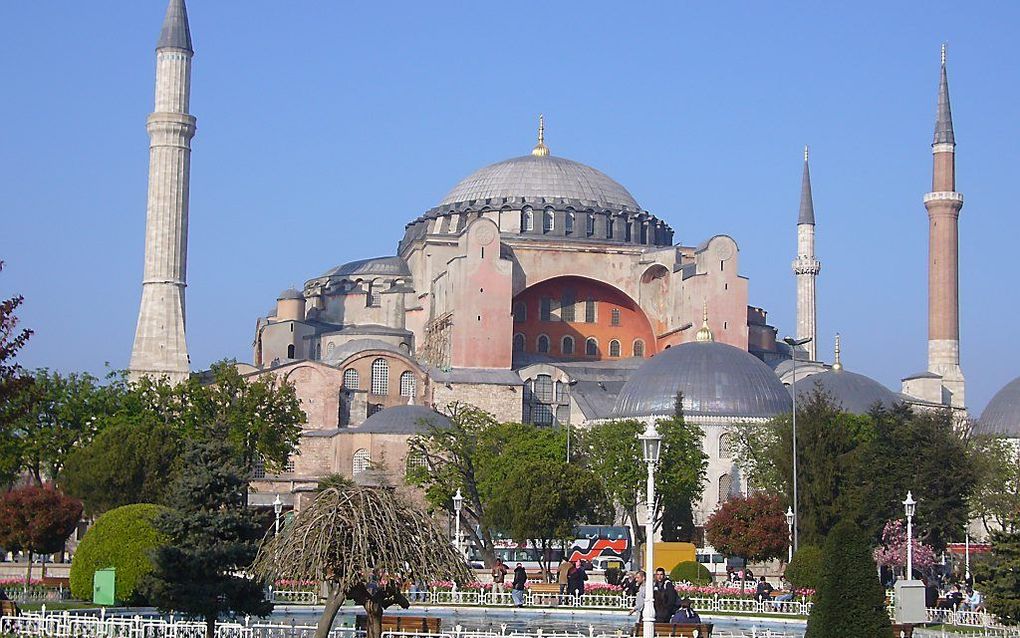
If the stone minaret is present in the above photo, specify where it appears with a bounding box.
[923,45,965,407]
[792,146,820,360]
[128,0,195,383]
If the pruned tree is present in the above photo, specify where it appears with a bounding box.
[704,493,789,574]
[0,484,82,584]
[251,484,472,638]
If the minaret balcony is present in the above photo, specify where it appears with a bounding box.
[792,257,821,275]
[923,191,964,205]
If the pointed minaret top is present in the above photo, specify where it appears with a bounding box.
[695,302,714,342]
[933,44,955,146]
[798,146,815,225]
[157,0,193,53]
[832,333,843,371]
[531,114,550,157]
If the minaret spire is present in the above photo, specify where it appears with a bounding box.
[531,114,550,157]
[832,333,843,371]
[695,302,714,342]
[792,146,820,360]
[129,0,197,383]
[922,43,965,407]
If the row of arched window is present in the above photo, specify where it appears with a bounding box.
[513,334,644,358]
[341,359,416,397]
[351,448,427,476]
[519,208,665,244]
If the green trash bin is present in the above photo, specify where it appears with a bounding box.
[93,567,116,605]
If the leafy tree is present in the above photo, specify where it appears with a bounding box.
[872,519,936,577]
[968,435,1020,535]
[785,545,823,591]
[805,521,891,638]
[144,439,272,638]
[486,458,610,575]
[978,528,1020,625]
[705,493,788,566]
[60,416,182,515]
[70,503,167,603]
[0,484,82,584]
[670,560,712,585]
[0,260,33,486]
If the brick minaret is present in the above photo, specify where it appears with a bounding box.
[923,45,965,407]
[128,0,195,383]
[792,146,820,360]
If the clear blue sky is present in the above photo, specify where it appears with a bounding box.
[2,2,1018,415]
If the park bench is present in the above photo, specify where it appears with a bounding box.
[633,622,714,637]
[355,615,441,633]
[1,600,21,617]
[529,583,562,604]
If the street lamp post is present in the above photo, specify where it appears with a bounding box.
[639,422,662,638]
[782,336,812,553]
[273,494,283,535]
[453,488,464,558]
[903,491,916,579]
[965,532,971,582]
[785,506,795,563]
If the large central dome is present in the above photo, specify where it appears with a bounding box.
[440,154,641,211]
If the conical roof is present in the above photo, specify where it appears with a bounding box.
[157,0,193,53]
[933,49,955,145]
[798,147,815,225]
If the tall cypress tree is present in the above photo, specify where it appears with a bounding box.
[145,438,272,638]
[805,520,891,638]
[980,529,1020,624]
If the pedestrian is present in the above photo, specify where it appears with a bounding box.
[511,562,527,607]
[557,557,573,603]
[567,560,587,603]
[670,598,702,625]
[652,567,679,623]
[491,559,509,597]
[627,570,647,621]
[755,576,774,604]
[966,586,983,613]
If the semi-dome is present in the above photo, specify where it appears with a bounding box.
[321,255,411,278]
[356,405,451,434]
[791,369,901,414]
[614,341,793,419]
[440,154,640,211]
[977,376,1020,438]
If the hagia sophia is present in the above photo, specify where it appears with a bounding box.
[129,1,1019,529]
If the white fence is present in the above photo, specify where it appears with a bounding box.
[6,586,72,603]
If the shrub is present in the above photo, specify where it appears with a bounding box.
[70,504,167,604]
[785,545,824,591]
[670,560,712,585]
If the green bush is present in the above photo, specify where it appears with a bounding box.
[70,504,167,604]
[785,545,824,590]
[670,560,712,585]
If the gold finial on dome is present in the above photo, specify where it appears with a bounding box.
[832,333,843,371]
[532,114,550,157]
[695,301,714,342]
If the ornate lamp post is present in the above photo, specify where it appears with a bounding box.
[785,506,795,563]
[273,494,283,535]
[453,488,464,558]
[903,491,916,579]
[639,422,662,638]
[783,336,812,552]
[965,531,971,582]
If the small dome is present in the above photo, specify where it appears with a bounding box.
[356,405,450,435]
[791,369,900,414]
[277,288,303,300]
[322,256,411,278]
[614,341,792,419]
[440,155,640,211]
[977,376,1020,438]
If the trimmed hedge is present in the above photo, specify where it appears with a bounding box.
[670,560,713,585]
[785,545,823,590]
[70,504,167,604]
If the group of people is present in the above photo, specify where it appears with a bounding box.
[490,558,591,607]
[929,582,984,613]
[627,568,702,625]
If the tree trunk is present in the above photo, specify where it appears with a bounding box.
[363,599,383,638]
[314,584,345,638]
[205,616,216,638]
[25,551,33,588]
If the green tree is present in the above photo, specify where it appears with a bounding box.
[785,545,824,591]
[487,458,610,575]
[805,521,891,638]
[0,260,33,486]
[0,484,83,584]
[60,416,182,515]
[968,434,1020,535]
[144,439,272,638]
[704,493,789,566]
[978,528,1020,625]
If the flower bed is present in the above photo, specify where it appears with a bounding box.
[675,583,815,601]
[272,579,318,592]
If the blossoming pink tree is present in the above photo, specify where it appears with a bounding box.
[872,519,936,577]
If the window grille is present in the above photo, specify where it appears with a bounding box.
[370,358,389,395]
[585,298,596,323]
[537,335,550,354]
[560,292,575,322]
[543,209,554,233]
[565,212,574,235]
[609,340,621,357]
[400,371,416,397]
[718,474,733,503]
[522,208,534,232]
[513,301,527,323]
[585,338,598,356]
[633,340,645,358]
[343,368,360,390]
[353,449,371,475]
[513,333,526,352]
[611,308,621,326]
[562,336,574,355]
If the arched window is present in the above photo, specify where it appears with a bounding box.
[610,308,621,326]
[633,339,645,358]
[586,213,595,236]
[560,291,575,322]
[365,280,376,307]
[522,208,534,232]
[371,358,389,395]
[585,298,596,323]
[353,449,371,475]
[565,211,575,235]
[343,368,360,390]
[718,473,733,503]
[327,342,335,356]
[585,337,598,356]
[405,450,427,476]
[606,216,614,239]
[609,339,621,357]
[527,375,555,426]
[400,371,416,398]
[543,209,554,233]
[287,344,295,358]
[719,433,733,459]
[513,333,526,352]
[562,336,575,355]
[537,335,550,354]
[513,301,527,323]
